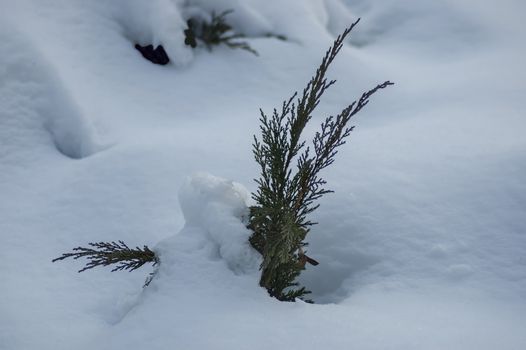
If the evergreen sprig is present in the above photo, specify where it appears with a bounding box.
[249,19,393,302]
[52,241,158,275]
[184,10,258,56]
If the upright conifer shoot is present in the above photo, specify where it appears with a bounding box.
[249,19,393,302]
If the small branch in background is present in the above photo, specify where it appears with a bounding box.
[184,10,258,56]
[53,241,159,286]
[264,33,288,41]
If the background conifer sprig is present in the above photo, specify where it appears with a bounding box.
[249,18,393,302]
[52,241,158,273]
[185,10,258,55]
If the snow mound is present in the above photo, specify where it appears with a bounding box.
[111,0,357,67]
[0,21,102,160]
[113,0,193,67]
[158,172,259,274]
[203,0,357,42]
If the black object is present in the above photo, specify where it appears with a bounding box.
[134,44,170,65]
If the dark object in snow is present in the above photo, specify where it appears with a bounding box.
[53,241,159,287]
[249,18,393,303]
[134,44,170,65]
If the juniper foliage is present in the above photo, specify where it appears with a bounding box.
[184,10,258,55]
[52,241,159,286]
[249,19,393,302]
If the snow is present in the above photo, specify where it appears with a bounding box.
[176,172,259,273]
[1,0,526,349]
[0,20,101,160]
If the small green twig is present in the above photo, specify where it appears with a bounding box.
[185,10,258,56]
[52,241,158,274]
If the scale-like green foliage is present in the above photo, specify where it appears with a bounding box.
[184,10,257,55]
[52,241,159,286]
[249,19,393,302]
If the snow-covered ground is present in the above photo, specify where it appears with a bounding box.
[1,0,525,349]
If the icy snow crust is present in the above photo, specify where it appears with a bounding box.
[1,0,526,349]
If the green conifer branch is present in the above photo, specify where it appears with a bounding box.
[249,18,393,302]
[185,10,258,56]
[52,241,158,275]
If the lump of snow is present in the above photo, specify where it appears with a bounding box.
[175,172,260,273]
[113,0,193,67]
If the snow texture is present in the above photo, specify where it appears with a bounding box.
[0,20,101,160]
[175,172,259,274]
[1,0,526,349]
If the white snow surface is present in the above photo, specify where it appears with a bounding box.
[1,0,526,349]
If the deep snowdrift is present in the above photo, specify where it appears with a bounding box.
[1,0,525,349]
